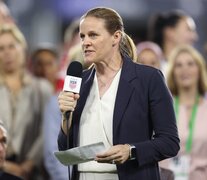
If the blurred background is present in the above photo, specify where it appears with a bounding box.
[5,0,207,58]
[1,1,207,179]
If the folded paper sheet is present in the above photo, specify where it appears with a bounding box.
[54,142,106,166]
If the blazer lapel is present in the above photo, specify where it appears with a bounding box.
[72,67,95,147]
[77,67,95,112]
[113,57,137,140]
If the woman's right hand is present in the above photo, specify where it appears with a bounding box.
[58,91,80,114]
[58,91,80,134]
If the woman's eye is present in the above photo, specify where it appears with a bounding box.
[188,61,196,67]
[175,63,182,68]
[80,35,84,40]
[90,33,97,38]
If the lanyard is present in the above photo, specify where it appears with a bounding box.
[174,95,199,153]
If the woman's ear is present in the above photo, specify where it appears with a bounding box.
[112,30,122,46]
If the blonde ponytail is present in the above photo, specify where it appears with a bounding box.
[120,32,137,61]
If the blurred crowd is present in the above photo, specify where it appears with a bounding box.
[0,1,207,180]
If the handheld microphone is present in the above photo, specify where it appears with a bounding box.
[63,61,83,93]
[63,61,82,180]
[63,61,83,120]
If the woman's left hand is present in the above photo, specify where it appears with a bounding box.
[95,144,130,164]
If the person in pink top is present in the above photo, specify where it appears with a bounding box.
[160,45,207,180]
[135,41,169,76]
[136,41,164,69]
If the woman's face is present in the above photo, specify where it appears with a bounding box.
[138,49,160,69]
[79,16,118,65]
[32,50,59,82]
[172,17,198,46]
[0,32,25,73]
[173,51,199,90]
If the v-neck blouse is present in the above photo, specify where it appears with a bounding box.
[78,69,121,172]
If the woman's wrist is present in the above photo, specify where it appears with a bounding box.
[61,113,73,135]
[61,114,68,135]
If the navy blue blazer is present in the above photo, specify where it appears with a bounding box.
[58,56,180,180]
[0,171,23,180]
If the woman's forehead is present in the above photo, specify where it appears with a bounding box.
[80,17,106,32]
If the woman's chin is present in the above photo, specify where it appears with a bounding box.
[84,58,95,65]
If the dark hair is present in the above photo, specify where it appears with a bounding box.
[31,43,59,63]
[80,7,137,60]
[148,10,187,48]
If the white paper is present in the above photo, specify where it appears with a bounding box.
[54,142,106,166]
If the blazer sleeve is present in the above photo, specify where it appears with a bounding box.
[58,128,68,151]
[136,70,180,166]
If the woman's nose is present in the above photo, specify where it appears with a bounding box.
[82,36,91,46]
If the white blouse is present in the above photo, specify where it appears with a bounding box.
[78,69,121,173]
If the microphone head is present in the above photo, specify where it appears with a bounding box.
[63,61,83,93]
[67,61,83,78]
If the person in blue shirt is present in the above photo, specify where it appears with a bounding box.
[43,95,69,180]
